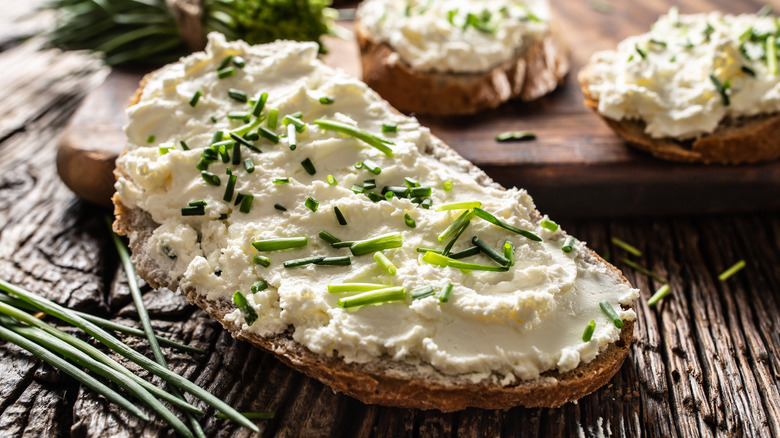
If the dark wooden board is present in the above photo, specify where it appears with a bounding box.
[58,0,780,218]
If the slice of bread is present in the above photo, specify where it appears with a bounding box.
[354,13,569,115]
[113,36,634,411]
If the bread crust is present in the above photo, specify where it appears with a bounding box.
[579,64,780,165]
[113,69,633,412]
[355,19,569,115]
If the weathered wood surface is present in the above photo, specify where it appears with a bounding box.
[0,3,779,438]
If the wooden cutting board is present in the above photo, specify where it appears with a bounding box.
[57,0,780,218]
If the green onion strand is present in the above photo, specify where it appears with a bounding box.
[599,301,624,328]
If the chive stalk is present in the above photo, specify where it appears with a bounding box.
[540,219,558,231]
[582,320,596,342]
[283,256,324,268]
[599,301,624,328]
[442,214,472,255]
[287,124,297,150]
[472,236,510,266]
[274,204,287,211]
[621,258,667,283]
[316,256,351,266]
[305,197,319,212]
[647,284,671,307]
[350,233,403,256]
[449,246,480,259]
[239,194,254,213]
[232,291,258,326]
[767,35,777,75]
[228,88,248,103]
[373,251,397,275]
[253,254,271,267]
[189,90,202,107]
[422,251,509,272]
[404,213,416,228]
[319,96,334,104]
[252,237,308,251]
[273,177,289,183]
[283,115,306,132]
[709,74,730,106]
[328,283,388,293]
[438,283,453,303]
[223,174,237,202]
[611,237,642,257]
[334,206,347,225]
[251,280,268,293]
[410,285,435,300]
[473,208,541,241]
[301,158,316,175]
[362,159,382,175]
[382,123,397,133]
[503,241,514,267]
[252,92,268,117]
[562,235,576,253]
[718,260,746,281]
[336,287,406,308]
[267,109,279,129]
[318,231,341,244]
[258,127,279,144]
[443,181,453,191]
[313,119,395,157]
[495,131,536,142]
[435,201,481,211]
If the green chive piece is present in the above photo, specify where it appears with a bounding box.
[599,301,624,328]
[409,186,431,198]
[227,112,250,122]
[363,179,377,190]
[252,254,271,267]
[336,287,406,308]
[647,284,671,307]
[350,232,403,256]
[768,35,778,75]
[239,194,254,213]
[313,119,395,157]
[635,44,647,59]
[473,208,541,241]
[449,246,480,259]
[228,88,247,103]
[331,241,355,248]
[158,147,171,155]
[742,65,756,76]
[495,131,536,142]
[301,158,316,175]
[319,231,341,244]
[562,235,576,253]
[181,205,205,216]
[273,177,289,183]
[283,256,324,268]
[232,56,246,68]
[382,123,397,133]
[229,132,259,152]
[189,90,202,107]
[405,177,420,188]
[231,141,241,165]
[232,291,258,326]
[258,127,279,144]
[709,74,730,106]
[215,411,274,420]
[287,124,297,150]
[223,174,237,202]
[201,171,221,186]
[443,181,453,191]
[328,283,388,293]
[243,158,255,173]
[319,96,334,104]
[404,213,416,228]
[146,135,155,143]
[305,197,319,212]
[621,258,667,283]
[234,194,244,206]
[274,204,287,211]
[416,248,443,254]
[472,236,510,266]
[382,186,408,198]
[718,260,746,281]
[435,201,481,211]
[438,210,476,242]
[179,140,190,150]
[441,216,472,255]
[334,206,347,225]
[251,280,268,293]
[649,39,667,47]
[217,67,236,79]
[373,251,397,275]
[188,200,207,207]
[252,237,308,251]
[351,185,364,194]
[267,109,279,129]
[363,160,381,175]
[503,241,514,267]
[252,92,268,117]
[315,256,351,266]
[283,115,306,132]
[611,237,642,257]
[411,285,434,300]
[210,116,218,123]
[438,283,453,303]
[421,251,509,272]
[540,219,558,231]
[366,192,383,203]
[420,198,433,209]
[217,54,233,70]
[326,175,337,185]
[582,320,596,342]
[211,130,224,145]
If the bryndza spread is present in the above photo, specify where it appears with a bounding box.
[356,0,550,74]
[116,33,637,384]
[581,9,780,139]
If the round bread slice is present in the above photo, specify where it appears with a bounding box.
[355,19,569,116]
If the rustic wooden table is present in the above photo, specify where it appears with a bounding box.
[0,1,778,437]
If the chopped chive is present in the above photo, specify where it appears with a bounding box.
[258,127,279,144]
[319,96,334,104]
[443,181,453,191]
[472,236,510,266]
[404,213,416,228]
[350,233,403,256]
[181,205,205,216]
[635,44,647,59]
[201,171,221,186]
[540,219,558,231]
[217,54,233,70]
[351,184,364,194]
[647,284,671,307]
[146,135,155,143]
[709,74,730,106]
[223,174,237,202]
[316,256,351,266]
[334,206,347,225]
[365,191,382,202]
[239,194,254,213]
[582,320,596,342]
[416,248,443,254]
[305,197,319,212]
[336,287,406,308]
[438,210,476,242]
[274,204,287,211]
[179,140,189,150]
[234,193,244,206]
[319,231,341,244]
[385,192,394,201]
[382,186,408,198]
[767,34,777,75]
[219,213,228,220]
[718,260,746,281]
[442,214,471,256]
[404,177,420,188]
[331,241,354,248]
[228,89,248,103]
[354,161,363,169]
[228,133,259,152]
[251,280,268,293]
[273,177,289,183]
[283,256,324,268]
[188,200,207,207]
[449,246,480,259]
[227,112,250,122]
[189,90,202,107]
[231,141,241,165]
[252,254,271,267]
[621,258,667,283]
[561,235,576,253]
[438,283,453,303]
[211,130,224,145]
[503,241,514,267]
[495,131,536,142]
[422,251,509,272]
[363,160,381,175]
[218,144,231,163]
[283,115,306,132]
[410,285,434,300]
[421,198,433,209]
[287,124,297,150]
[742,65,756,76]
[243,158,255,173]
[217,67,236,79]
[252,237,308,251]
[373,251,397,275]
[326,175,337,185]
[382,123,397,133]
[473,208,541,241]
[435,201,481,211]
[328,283,389,293]
[267,109,279,130]
[611,237,642,257]
[313,119,394,157]
[232,56,246,68]
[252,92,268,117]
[232,291,257,326]
[363,179,377,190]
[409,186,431,198]
[599,301,624,328]
[301,158,316,175]
[210,116,218,123]
[649,39,667,47]
[158,147,171,155]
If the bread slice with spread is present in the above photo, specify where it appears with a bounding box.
[579,8,780,164]
[354,0,569,115]
[113,33,637,411]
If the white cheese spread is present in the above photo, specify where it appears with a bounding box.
[581,9,780,139]
[356,0,550,74]
[116,33,637,384]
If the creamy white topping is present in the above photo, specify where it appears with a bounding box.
[117,34,637,383]
[357,0,550,74]
[581,10,780,139]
